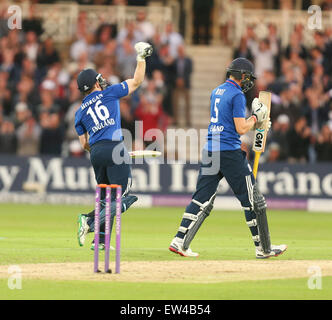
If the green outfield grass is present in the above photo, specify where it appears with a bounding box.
[0,203,332,300]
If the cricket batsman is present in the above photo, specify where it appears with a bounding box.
[75,42,153,250]
[169,57,287,259]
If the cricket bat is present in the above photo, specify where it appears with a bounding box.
[252,91,272,179]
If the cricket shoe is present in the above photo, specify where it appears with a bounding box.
[90,243,115,251]
[256,244,287,259]
[169,237,199,257]
[77,214,90,247]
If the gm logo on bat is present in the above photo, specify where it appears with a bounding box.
[254,128,265,150]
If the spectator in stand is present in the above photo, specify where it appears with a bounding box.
[324,28,332,74]
[20,57,42,85]
[303,87,329,136]
[117,21,143,46]
[270,85,296,122]
[250,38,278,77]
[92,24,114,57]
[120,97,136,150]
[0,117,17,154]
[256,70,276,92]
[68,51,95,75]
[287,116,311,163]
[219,0,236,45]
[245,25,258,52]
[268,23,281,75]
[313,31,326,53]
[37,37,60,71]
[0,5,9,38]
[173,45,193,127]
[136,9,155,42]
[161,23,183,59]
[1,48,20,87]
[145,31,164,77]
[37,80,63,155]
[151,69,167,98]
[267,142,281,163]
[14,102,30,128]
[159,42,176,117]
[64,78,82,152]
[269,114,290,161]
[16,110,41,156]
[135,79,168,147]
[0,71,12,116]
[7,29,21,53]
[285,31,308,60]
[13,75,40,117]
[23,31,39,63]
[70,34,91,63]
[315,124,332,161]
[233,36,253,61]
[116,37,137,80]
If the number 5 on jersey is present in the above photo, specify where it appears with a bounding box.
[87,100,110,125]
[211,98,220,123]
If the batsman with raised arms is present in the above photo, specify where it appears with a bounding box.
[169,57,287,259]
[75,42,153,250]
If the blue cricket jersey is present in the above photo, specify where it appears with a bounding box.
[75,82,129,146]
[204,79,247,151]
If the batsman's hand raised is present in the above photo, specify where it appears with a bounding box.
[251,97,268,124]
[135,42,153,62]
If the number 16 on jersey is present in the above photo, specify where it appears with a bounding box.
[87,100,110,125]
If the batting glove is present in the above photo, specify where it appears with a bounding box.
[251,97,268,123]
[252,118,271,131]
[134,42,153,62]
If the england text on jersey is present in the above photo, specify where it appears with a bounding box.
[91,118,115,133]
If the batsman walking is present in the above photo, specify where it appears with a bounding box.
[169,58,287,259]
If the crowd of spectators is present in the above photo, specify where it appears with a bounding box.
[236,24,332,163]
[0,4,192,157]
[1,1,332,164]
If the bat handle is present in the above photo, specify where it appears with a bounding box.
[253,152,261,179]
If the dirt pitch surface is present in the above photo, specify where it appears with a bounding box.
[1,260,332,283]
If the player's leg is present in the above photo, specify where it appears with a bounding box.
[78,142,137,247]
[169,151,222,257]
[221,150,287,258]
[78,194,138,249]
[77,163,108,248]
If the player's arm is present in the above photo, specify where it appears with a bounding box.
[126,42,153,95]
[234,117,257,135]
[126,60,146,95]
[79,132,90,152]
[234,97,268,135]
